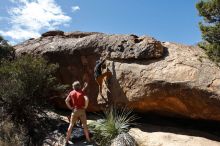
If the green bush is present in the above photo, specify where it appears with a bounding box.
[0,55,65,144]
[89,106,137,146]
[0,55,58,121]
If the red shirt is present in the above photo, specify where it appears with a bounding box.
[68,89,85,109]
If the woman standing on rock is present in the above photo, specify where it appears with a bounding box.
[65,81,90,145]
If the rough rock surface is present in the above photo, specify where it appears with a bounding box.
[111,133,137,146]
[41,30,64,37]
[129,127,220,146]
[106,42,220,121]
[15,31,220,121]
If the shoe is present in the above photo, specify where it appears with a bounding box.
[83,140,93,145]
[65,140,74,146]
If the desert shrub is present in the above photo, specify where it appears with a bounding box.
[89,106,137,146]
[0,55,58,122]
[0,55,65,144]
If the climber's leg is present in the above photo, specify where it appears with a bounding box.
[96,76,103,95]
[96,76,108,103]
[102,71,112,92]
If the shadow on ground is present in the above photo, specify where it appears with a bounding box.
[135,112,220,142]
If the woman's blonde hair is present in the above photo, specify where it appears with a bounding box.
[72,81,81,90]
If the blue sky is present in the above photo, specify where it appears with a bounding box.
[0,0,202,45]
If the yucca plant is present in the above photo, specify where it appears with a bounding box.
[89,106,137,146]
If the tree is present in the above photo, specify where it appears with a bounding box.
[196,0,220,62]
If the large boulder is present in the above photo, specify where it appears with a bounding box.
[106,42,220,121]
[15,31,220,121]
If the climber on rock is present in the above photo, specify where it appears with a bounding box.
[94,53,112,100]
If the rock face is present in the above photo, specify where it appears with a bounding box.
[107,42,220,121]
[15,31,220,121]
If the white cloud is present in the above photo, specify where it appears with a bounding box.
[0,0,71,42]
[72,6,80,12]
[0,27,40,40]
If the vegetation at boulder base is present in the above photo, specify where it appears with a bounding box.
[89,106,137,146]
[0,36,66,145]
[0,118,27,146]
[196,0,220,62]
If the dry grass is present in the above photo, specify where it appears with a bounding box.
[0,118,26,146]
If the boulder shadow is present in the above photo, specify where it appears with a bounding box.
[135,112,220,142]
[106,61,129,105]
